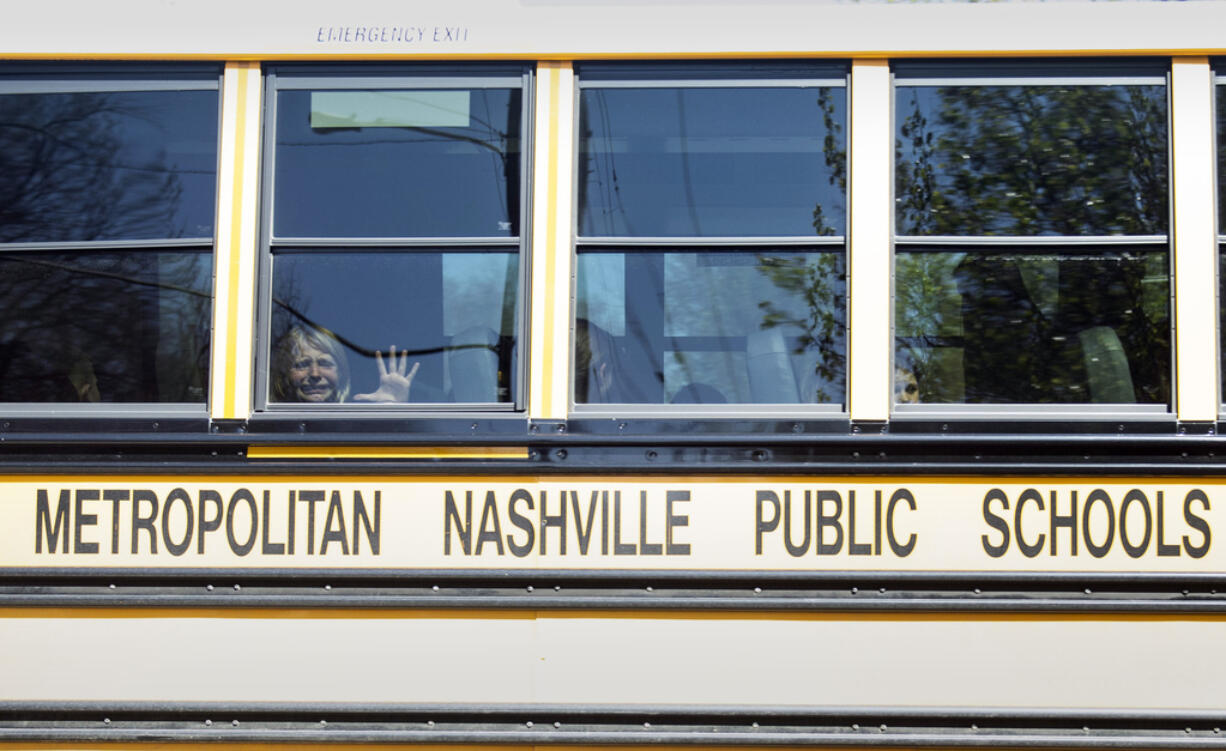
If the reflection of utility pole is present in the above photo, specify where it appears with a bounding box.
[676,89,702,236]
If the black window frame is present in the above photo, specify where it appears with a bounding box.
[891,58,1175,419]
[254,63,533,416]
[571,61,851,419]
[0,63,221,416]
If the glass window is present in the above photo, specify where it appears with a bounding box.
[575,63,848,408]
[261,66,527,408]
[894,61,1171,409]
[1218,68,1226,407]
[0,67,218,404]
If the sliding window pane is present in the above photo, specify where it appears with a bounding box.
[273,88,521,238]
[896,84,1168,236]
[0,251,211,402]
[575,249,845,404]
[895,248,1169,404]
[0,90,219,242]
[1218,80,1226,405]
[270,250,517,404]
[578,87,845,237]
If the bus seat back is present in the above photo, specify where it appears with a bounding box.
[746,329,800,403]
[448,326,499,402]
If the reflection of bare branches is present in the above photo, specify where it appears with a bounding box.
[0,91,198,242]
[0,252,210,402]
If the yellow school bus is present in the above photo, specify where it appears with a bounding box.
[1,0,1226,746]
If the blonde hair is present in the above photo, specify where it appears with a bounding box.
[271,325,351,403]
[574,318,617,403]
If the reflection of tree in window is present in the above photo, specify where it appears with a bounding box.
[756,87,847,404]
[894,84,1170,404]
[755,253,846,403]
[0,92,211,402]
[0,92,193,242]
[896,85,1167,236]
[0,253,211,402]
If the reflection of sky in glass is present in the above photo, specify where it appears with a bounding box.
[0,90,218,242]
[575,254,625,335]
[274,88,520,238]
[579,87,845,237]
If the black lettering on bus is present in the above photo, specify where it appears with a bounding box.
[197,489,222,554]
[475,490,504,555]
[261,490,285,556]
[444,490,472,555]
[1155,491,1180,557]
[35,488,70,554]
[848,490,872,556]
[1082,489,1114,558]
[613,491,635,555]
[298,490,325,555]
[886,488,917,557]
[321,490,349,555]
[783,490,810,557]
[639,491,663,555]
[507,488,535,557]
[601,490,610,555]
[666,490,691,555]
[1119,489,1152,559]
[353,490,380,555]
[755,490,781,554]
[817,490,843,555]
[981,488,1009,557]
[74,489,100,555]
[162,488,194,557]
[105,489,129,555]
[286,490,296,555]
[1183,489,1211,559]
[1015,488,1045,558]
[131,489,159,554]
[540,490,567,555]
[570,490,598,555]
[1050,490,1077,556]
[874,490,883,555]
[226,488,258,557]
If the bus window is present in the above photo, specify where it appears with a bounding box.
[1218,65,1226,409]
[0,66,218,404]
[260,66,527,408]
[893,61,1171,409]
[574,63,847,408]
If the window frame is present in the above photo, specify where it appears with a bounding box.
[571,61,851,419]
[1215,62,1226,417]
[890,59,1176,420]
[0,63,221,417]
[253,63,534,415]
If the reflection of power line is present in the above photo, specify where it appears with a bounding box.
[281,126,510,156]
[585,90,633,235]
[0,255,210,298]
[0,120,215,176]
[676,89,702,235]
[271,295,494,359]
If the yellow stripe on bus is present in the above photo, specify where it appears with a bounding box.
[222,64,252,420]
[245,446,529,460]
